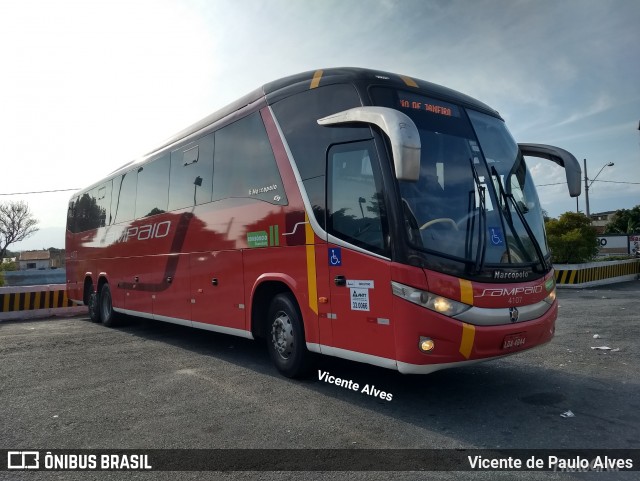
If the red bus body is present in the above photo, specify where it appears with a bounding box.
[66,68,578,376]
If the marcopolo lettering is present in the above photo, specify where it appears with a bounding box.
[493,270,530,280]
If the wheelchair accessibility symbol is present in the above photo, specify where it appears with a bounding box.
[489,227,505,246]
[329,248,342,266]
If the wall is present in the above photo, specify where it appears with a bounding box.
[554,259,640,288]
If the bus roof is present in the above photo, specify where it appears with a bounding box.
[93,67,501,190]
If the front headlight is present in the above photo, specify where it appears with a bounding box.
[391,281,471,317]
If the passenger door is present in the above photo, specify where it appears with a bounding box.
[324,140,396,361]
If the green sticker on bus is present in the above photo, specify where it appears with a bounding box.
[545,278,555,291]
[247,231,269,248]
[247,225,280,248]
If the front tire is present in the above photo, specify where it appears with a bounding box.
[266,293,312,378]
[98,283,119,327]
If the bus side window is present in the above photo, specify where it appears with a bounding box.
[66,197,77,233]
[112,169,138,224]
[168,133,214,211]
[213,112,287,205]
[71,182,112,232]
[96,181,112,227]
[136,154,169,218]
[327,140,389,256]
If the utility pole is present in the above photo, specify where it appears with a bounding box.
[584,159,590,219]
[583,159,614,220]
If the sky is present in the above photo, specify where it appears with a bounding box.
[1,0,639,252]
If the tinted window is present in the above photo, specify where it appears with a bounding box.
[66,197,77,232]
[213,112,287,205]
[168,133,214,211]
[136,154,169,218]
[271,84,370,180]
[95,182,112,227]
[112,170,137,224]
[327,140,389,256]
[69,180,112,233]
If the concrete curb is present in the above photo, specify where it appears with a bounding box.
[0,284,86,321]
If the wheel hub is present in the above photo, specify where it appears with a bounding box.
[271,312,294,360]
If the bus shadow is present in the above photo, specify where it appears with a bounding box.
[105,315,640,450]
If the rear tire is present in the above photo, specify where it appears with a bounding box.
[266,293,312,378]
[98,283,119,327]
[88,291,100,323]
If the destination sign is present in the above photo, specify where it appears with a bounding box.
[398,92,460,117]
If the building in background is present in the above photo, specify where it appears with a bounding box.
[590,211,616,235]
[18,250,52,270]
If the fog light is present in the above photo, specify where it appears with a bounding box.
[419,337,435,353]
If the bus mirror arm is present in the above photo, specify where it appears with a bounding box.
[518,143,582,197]
[318,107,421,182]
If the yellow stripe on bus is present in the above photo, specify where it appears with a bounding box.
[400,75,418,87]
[305,214,318,314]
[459,279,474,306]
[459,322,475,359]
[310,70,323,89]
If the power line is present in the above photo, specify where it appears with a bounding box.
[0,188,80,196]
[590,179,640,185]
[536,180,640,187]
[536,182,566,187]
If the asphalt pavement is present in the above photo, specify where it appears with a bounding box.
[1,281,638,480]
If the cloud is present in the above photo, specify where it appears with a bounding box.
[550,93,616,128]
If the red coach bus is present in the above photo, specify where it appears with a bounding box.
[66,68,581,377]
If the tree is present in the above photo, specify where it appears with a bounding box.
[604,205,640,234]
[545,212,599,263]
[0,200,39,259]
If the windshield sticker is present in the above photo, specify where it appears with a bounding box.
[489,227,505,246]
[469,141,480,152]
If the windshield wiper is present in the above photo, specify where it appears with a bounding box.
[491,166,548,271]
[507,194,548,271]
[468,158,487,273]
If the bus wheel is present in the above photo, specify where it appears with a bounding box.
[98,283,118,327]
[88,291,100,323]
[266,293,311,378]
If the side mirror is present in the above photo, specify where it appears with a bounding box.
[318,107,421,182]
[518,143,582,197]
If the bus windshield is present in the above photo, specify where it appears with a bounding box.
[371,88,549,275]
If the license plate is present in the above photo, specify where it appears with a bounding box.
[502,332,526,350]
